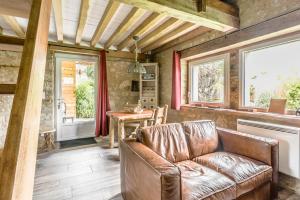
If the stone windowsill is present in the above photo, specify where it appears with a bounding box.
[180,104,300,126]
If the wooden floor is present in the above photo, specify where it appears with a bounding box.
[33,143,122,200]
[33,141,300,200]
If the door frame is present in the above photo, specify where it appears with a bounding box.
[54,52,99,141]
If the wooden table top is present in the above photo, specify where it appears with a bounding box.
[106,110,153,121]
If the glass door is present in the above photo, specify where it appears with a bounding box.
[55,53,98,141]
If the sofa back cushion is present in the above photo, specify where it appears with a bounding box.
[139,123,190,163]
[182,120,219,158]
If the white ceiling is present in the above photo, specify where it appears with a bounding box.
[0,0,170,49]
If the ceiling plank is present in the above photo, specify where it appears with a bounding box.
[142,23,199,52]
[130,18,182,51]
[91,0,120,47]
[1,15,25,38]
[115,0,239,32]
[75,0,90,44]
[152,27,210,53]
[118,13,165,50]
[105,7,147,48]
[52,0,63,42]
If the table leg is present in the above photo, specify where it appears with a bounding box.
[109,117,115,148]
[118,120,125,145]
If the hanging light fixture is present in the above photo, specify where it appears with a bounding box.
[128,36,147,74]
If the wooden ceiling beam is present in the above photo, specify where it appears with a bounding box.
[115,0,239,32]
[142,23,199,52]
[0,1,31,18]
[130,18,182,51]
[91,0,120,47]
[0,35,24,45]
[117,13,165,50]
[52,0,63,42]
[105,7,147,48]
[1,15,25,38]
[0,84,16,95]
[75,0,90,44]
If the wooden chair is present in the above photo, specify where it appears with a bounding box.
[126,105,168,138]
[268,98,286,114]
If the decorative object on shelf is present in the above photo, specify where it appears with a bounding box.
[123,100,143,114]
[131,80,139,92]
[142,73,155,80]
[296,108,300,116]
[128,36,147,74]
[139,63,159,109]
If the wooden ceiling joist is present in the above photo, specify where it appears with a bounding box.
[117,13,165,50]
[0,35,24,45]
[0,84,16,95]
[91,0,120,47]
[75,0,90,44]
[52,0,63,42]
[115,0,239,32]
[105,7,147,48]
[130,18,182,51]
[142,22,199,52]
[1,15,25,38]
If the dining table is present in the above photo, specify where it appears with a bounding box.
[106,110,154,148]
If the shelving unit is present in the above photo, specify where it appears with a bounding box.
[139,63,159,109]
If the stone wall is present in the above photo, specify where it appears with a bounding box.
[0,50,139,148]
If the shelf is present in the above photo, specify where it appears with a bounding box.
[142,79,156,81]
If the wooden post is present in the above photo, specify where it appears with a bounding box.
[0,0,52,199]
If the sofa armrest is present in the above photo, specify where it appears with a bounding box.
[217,127,279,198]
[120,140,180,200]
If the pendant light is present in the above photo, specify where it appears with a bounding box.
[128,36,147,74]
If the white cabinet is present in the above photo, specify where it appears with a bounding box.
[140,63,159,109]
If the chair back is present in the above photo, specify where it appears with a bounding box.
[153,104,168,125]
[268,99,286,114]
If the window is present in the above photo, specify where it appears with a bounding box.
[189,54,230,106]
[241,37,300,110]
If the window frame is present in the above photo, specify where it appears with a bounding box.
[188,53,230,107]
[239,34,300,110]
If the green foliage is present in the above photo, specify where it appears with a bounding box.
[75,80,95,118]
[286,82,300,110]
[255,92,272,108]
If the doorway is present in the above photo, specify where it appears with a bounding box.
[55,53,98,141]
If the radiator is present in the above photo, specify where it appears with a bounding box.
[237,119,300,178]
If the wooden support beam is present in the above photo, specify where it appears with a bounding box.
[75,0,90,44]
[181,8,300,60]
[0,0,51,200]
[115,0,239,32]
[0,1,31,18]
[1,15,25,38]
[0,26,3,35]
[105,7,147,48]
[130,18,182,51]
[0,35,25,45]
[91,0,120,47]
[117,13,165,50]
[142,22,198,52]
[52,0,63,41]
[0,84,16,95]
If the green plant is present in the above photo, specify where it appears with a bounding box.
[75,80,95,118]
[286,82,300,110]
[255,92,272,108]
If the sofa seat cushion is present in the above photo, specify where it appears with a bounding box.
[194,152,272,197]
[175,160,236,200]
[140,123,190,163]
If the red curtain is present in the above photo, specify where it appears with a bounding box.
[171,51,181,110]
[95,50,110,137]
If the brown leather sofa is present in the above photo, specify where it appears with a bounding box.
[120,120,279,200]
